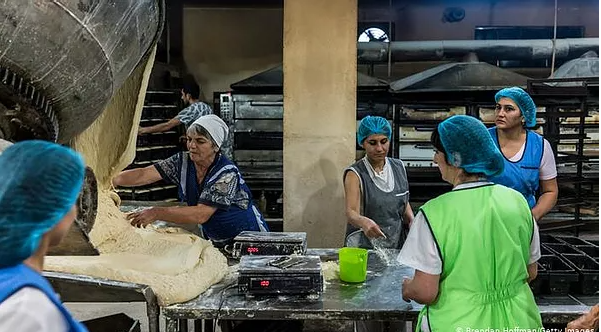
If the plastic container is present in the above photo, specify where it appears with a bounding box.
[538,255,578,295]
[539,234,562,244]
[540,245,553,256]
[561,254,599,295]
[339,247,368,283]
[575,245,599,259]
[544,243,583,256]
[529,262,548,295]
[556,236,591,246]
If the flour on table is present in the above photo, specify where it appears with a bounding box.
[321,261,339,281]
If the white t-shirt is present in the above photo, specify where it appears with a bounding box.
[347,157,396,193]
[508,138,557,180]
[362,157,395,192]
[0,287,68,332]
[397,181,541,276]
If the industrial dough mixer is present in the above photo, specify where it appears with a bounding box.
[0,0,165,234]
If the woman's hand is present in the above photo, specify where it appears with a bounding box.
[402,277,412,302]
[567,304,599,330]
[127,208,159,228]
[361,217,386,239]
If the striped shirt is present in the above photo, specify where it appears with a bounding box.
[175,102,213,127]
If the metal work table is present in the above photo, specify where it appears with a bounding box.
[44,271,160,332]
[163,249,593,332]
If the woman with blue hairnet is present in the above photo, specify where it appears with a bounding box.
[0,141,88,332]
[488,87,558,221]
[343,115,414,250]
[397,115,542,331]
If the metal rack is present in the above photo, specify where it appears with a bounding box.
[389,61,531,205]
[392,100,503,204]
[116,90,182,202]
[527,77,599,232]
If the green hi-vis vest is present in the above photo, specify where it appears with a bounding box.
[416,184,542,331]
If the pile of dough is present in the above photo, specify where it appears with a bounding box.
[45,48,228,306]
[46,191,228,306]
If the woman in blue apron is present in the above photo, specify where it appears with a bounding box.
[343,115,414,249]
[0,141,88,332]
[114,114,269,247]
[488,87,558,221]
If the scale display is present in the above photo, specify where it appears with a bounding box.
[237,255,323,296]
[232,231,307,258]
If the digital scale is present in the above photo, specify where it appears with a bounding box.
[232,231,307,258]
[237,255,323,296]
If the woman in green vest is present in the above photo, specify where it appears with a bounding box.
[397,115,542,331]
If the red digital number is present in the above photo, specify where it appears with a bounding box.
[260,280,270,287]
[247,247,259,253]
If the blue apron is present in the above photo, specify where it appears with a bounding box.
[0,264,88,332]
[488,127,543,208]
[177,153,268,245]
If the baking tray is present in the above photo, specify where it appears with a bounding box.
[538,255,579,295]
[561,254,599,295]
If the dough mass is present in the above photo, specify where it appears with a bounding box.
[44,48,228,306]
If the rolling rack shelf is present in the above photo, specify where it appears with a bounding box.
[393,102,499,205]
[393,79,599,225]
[116,90,183,202]
[527,77,599,233]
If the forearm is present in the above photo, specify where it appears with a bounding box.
[113,169,151,187]
[402,278,436,305]
[532,191,557,221]
[153,206,212,225]
[142,122,174,134]
[346,209,370,230]
[402,278,417,301]
[527,263,538,283]
[403,204,415,226]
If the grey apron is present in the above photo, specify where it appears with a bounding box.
[344,158,410,249]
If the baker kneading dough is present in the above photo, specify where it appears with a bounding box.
[44,48,228,306]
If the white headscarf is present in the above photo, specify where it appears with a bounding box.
[190,115,228,148]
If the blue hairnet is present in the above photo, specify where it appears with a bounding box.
[0,141,85,268]
[357,116,392,146]
[495,87,537,128]
[438,115,504,177]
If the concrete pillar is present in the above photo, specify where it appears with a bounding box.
[283,0,357,248]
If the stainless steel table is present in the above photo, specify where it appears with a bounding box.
[44,272,160,332]
[163,249,592,332]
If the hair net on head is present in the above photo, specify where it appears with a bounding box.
[0,140,85,268]
[438,115,504,177]
[357,116,392,146]
[495,87,537,128]
[190,115,229,148]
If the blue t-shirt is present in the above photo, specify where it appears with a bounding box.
[154,152,268,245]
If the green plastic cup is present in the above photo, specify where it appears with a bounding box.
[339,247,368,283]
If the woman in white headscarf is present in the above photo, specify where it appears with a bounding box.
[113,114,269,247]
